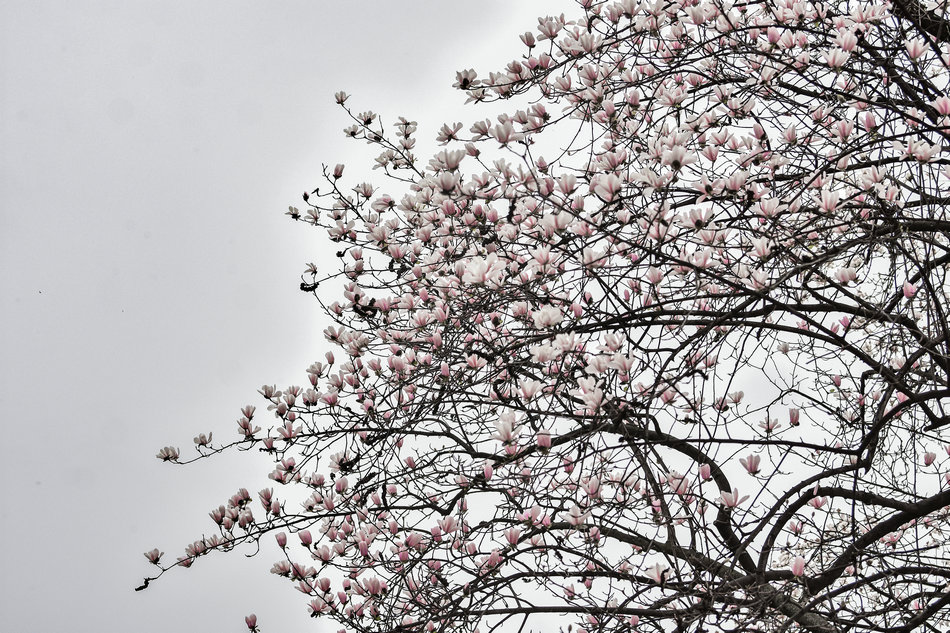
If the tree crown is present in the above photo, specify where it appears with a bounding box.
[147,2,950,632]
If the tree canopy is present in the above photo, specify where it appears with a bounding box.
[145,1,950,631]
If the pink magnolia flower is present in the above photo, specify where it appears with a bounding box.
[491,120,522,145]
[591,173,624,202]
[572,377,605,411]
[720,488,748,508]
[819,189,840,213]
[757,197,784,218]
[759,417,781,434]
[834,119,854,141]
[751,237,772,259]
[906,38,926,59]
[740,454,761,475]
[536,430,552,451]
[309,597,333,615]
[483,548,504,569]
[933,96,950,116]
[646,563,669,584]
[437,516,458,535]
[645,266,664,285]
[789,408,801,426]
[699,463,712,481]
[466,354,487,369]
[687,5,707,24]
[531,305,563,329]
[581,476,601,499]
[517,504,545,526]
[245,614,258,630]
[909,139,939,162]
[462,254,504,285]
[563,505,589,526]
[791,556,806,577]
[361,576,386,596]
[156,446,180,462]
[661,145,695,169]
[823,48,849,69]
[783,124,798,144]
[836,30,858,52]
[493,414,520,444]
[144,548,163,564]
[519,378,543,401]
[666,471,691,497]
[835,267,857,284]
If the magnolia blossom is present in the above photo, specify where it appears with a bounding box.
[156,446,180,461]
[835,267,857,284]
[536,430,552,451]
[519,377,543,400]
[906,38,927,59]
[819,190,840,213]
[750,237,772,259]
[789,408,801,426]
[824,48,850,68]
[791,556,806,577]
[563,505,589,527]
[933,96,950,116]
[699,463,712,481]
[661,145,696,169]
[492,413,520,444]
[144,548,163,564]
[646,563,669,584]
[591,173,623,202]
[740,454,761,475]
[720,488,749,508]
[531,305,563,329]
[462,254,504,285]
[530,343,561,362]
[571,376,604,411]
[645,266,664,285]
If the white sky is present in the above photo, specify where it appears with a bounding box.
[0,2,576,631]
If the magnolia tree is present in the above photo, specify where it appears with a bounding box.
[144,1,950,631]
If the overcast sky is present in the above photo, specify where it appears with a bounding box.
[0,2,576,631]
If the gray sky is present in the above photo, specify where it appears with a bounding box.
[0,2,575,631]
